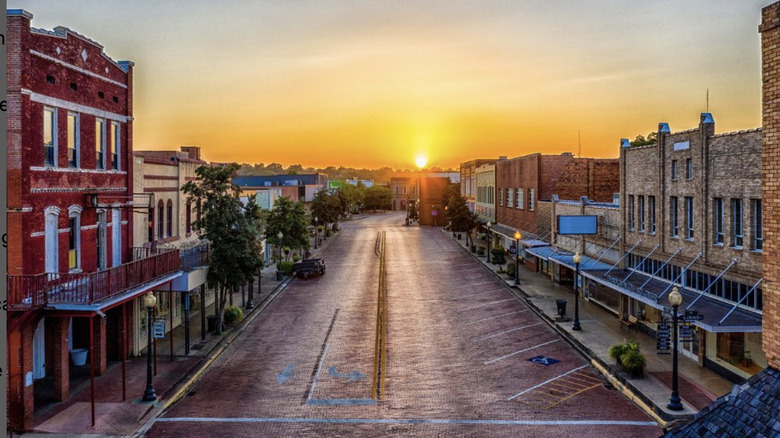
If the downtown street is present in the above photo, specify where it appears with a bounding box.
[145,212,660,437]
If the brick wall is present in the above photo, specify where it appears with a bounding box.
[419,177,450,226]
[761,2,780,370]
[553,158,619,203]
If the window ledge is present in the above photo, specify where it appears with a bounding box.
[685,238,694,242]
[713,243,724,247]
[670,235,679,240]
[751,249,763,254]
[649,232,656,236]
[730,246,744,251]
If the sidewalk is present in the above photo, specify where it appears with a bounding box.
[447,232,733,426]
[23,233,341,437]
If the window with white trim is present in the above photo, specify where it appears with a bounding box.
[685,197,694,239]
[638,196,645,232]
[67,112,79,168]
[516,188,524,209]
[752,199,763,251]
[95,118,106,170]
[670,196,679,237]
[498,187,503,206]
[686,158,693,179]
[649,196,656,234]
[628,195,635,230]
[68,213,81,271]
[110,121,120,170]
[507,187,513,207]
[528,188,535,211]
[44,107,57,167]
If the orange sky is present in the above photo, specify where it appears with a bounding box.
[12,1,767,169]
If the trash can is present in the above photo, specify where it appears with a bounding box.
[555,299,568,317]
[70,348,88,366]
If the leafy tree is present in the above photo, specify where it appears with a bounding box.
[182,163,264,333]
[337,181,366,215]
[266,196,310,260]
[444,183,479,246]
[630,132,657,147]
[364,185,393,211]
[310,189,341,227]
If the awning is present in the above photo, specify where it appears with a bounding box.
[578,268,761,332]
[549,254,615,272]
[489,223,540,242]
[526,246,569,261]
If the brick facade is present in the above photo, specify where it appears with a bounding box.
[460,159,496,213]
[418,176,451,226]
[761,3,780,371]
[6,10,136,431]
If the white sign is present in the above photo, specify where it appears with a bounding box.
[153,320,166,339]
[673,141,690,151]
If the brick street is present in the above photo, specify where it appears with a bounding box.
[145,212,661,437]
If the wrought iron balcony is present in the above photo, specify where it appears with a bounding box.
[179,242,210,272]
[8,247,180,309]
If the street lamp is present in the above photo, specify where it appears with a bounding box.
[513,231,522,285]
[572,252,582,331]
[142,292,157,402]
[667,287,684,411]
[486,221,493,263]
[314,216,319,249]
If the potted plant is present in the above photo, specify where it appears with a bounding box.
[620,348,646,378]
[507,263,517,280]
[491,248,506,266]
[477,245,486,256]
[608,342,628,367]
[223,305,244,327]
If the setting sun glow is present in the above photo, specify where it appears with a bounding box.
[415,155,428,169]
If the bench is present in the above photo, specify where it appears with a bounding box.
[619,315,639,332]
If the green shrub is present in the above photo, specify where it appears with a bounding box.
[292,254,302,262]
[491,248,506,265]
[477,245,486,255]
[608,343,628,366]
[507,263,517,279]
[278,261,294,275]
[620,348,646,377]
[223,305,244,326]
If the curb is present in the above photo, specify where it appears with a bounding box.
[446,233,693,427]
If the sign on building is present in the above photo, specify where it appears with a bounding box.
[328,180,342,190]
[152,319,166,339]
[557,215,598,235]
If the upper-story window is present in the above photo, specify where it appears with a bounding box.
[628,195,635,230]
[67,112,79,168]
[186,202,192,234]
[648,196,656,234]
[753,199,763,251]
[68,213,81,271]
[528,188,535,211]
[498,187,503,206]
[670,196,679,237]
[44,107,57,167]
[157,200,164,239]
[714,198,724,245]
[507,187,514,207]
[732,198,743,248]
[516,188,524,209]
[148,207,155,242]
[167,200,174,237]
[96,118,106,170]
[110,122,120,170]
[671,160,678,180]
[638,196,645,232]
[686,158,693,180]
[685,197,694,239]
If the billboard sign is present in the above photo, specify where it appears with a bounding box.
[557,215,598,235]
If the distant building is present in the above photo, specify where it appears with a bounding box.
[345,178,373,188]
[475,163,496,223]
[232,173,327,202]
[460,159,497,213]
[418,175,452,226]
[390,177,417,212]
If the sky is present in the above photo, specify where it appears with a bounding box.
[10,0,770,169]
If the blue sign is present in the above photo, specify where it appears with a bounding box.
[557,215,598,235]
[528,356,559,366]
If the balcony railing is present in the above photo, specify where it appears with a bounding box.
[180,242,210,272]
[8,247,180,308]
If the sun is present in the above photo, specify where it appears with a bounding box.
[415,155,428,169]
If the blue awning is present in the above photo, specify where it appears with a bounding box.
[526,246,570,261]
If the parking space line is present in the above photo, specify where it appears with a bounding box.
[464,310,527,325]
[472,322,543,343]
[458,298,516,312]
[507,365,589,400]
[484,339,560,364]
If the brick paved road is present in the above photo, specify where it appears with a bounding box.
[146,212,661,437]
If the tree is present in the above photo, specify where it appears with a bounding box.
[364,185,393,211]
[182,163,264,333]
[630,132,657,147]
[310,189,342,228]
[444,183,479,247]
[266,196,310,260]
[337,182,366,215]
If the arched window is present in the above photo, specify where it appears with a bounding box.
[67,207,82,271]
[148,207,154,242]
[44,207,60,273]
[157,200,164,239]
[166,200,173,237]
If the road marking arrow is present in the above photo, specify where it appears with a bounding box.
[276,364,294,384]
[328,366,366,382]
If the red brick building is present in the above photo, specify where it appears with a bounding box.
[6,10,179,431]
[495,153,618,237]
[418,176,452,226]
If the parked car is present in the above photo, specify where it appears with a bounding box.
[293,258,326,279]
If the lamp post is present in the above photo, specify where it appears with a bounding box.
[572,252,582,331]
[486,221,493,263]
[513,231,522,285]
[314,217,319,249]
[667,287,684,411]
[142,292,157,402]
